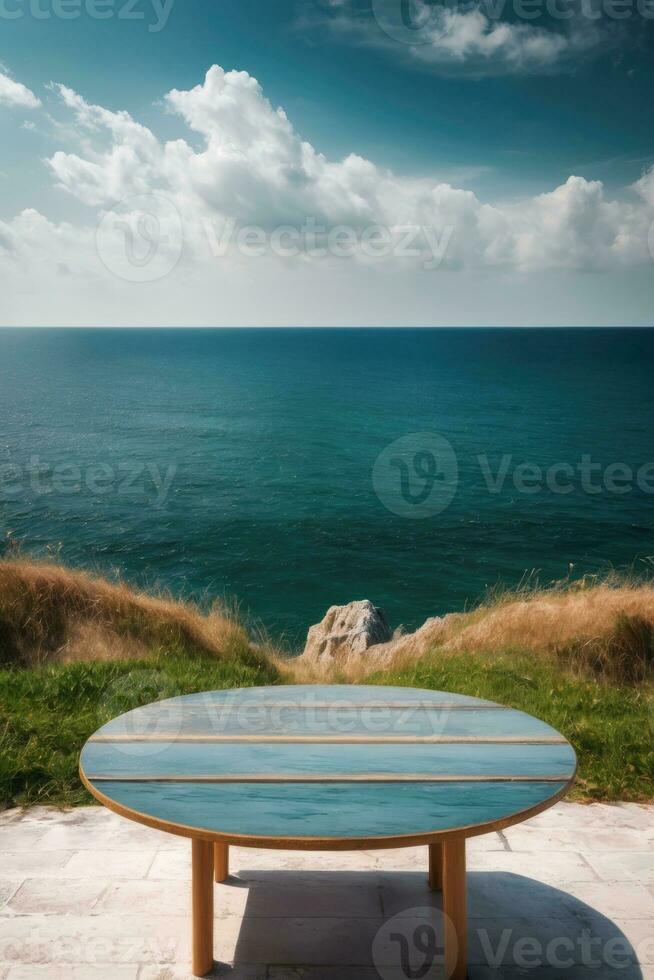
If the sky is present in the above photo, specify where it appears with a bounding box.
[0,0,653,325]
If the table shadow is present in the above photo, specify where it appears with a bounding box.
[207,868,644,979]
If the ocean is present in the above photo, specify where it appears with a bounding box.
[1,327,653,647]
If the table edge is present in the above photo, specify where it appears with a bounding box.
[79,760,577,851]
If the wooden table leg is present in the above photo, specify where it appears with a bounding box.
[428,842,443,891]
[214,842,229,882]
[192,838,214,977]
[443,838,467,980]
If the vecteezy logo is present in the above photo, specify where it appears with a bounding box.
[101,669,183,758]
[373,432,458,518]
[96,193,183,282]
[372,906,449,980]
[371,0,445,45]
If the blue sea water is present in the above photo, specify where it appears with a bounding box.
[1,327,653,647]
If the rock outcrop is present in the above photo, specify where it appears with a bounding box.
[301,600,392,666]
[298,601,462,674]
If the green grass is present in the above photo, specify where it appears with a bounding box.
[2,646,653,809]
[368,650,654,803]
[0,653,279,808]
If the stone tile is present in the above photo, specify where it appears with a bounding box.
[267,970,381,980]
[604,802,654,826]
[0,914,188,965]
[96,880,193,916]
[466,872,582,920]
[581,829,654,852]
[267,965,382,980]
[0,852,74,876]
[0,830,48,853]
[139,966,267,980]
[61,849,157,879]
[468,849,599,885]
[469,967,646,980]
[469,915,586,966]
[227,915,383,966]
[467,915,641,968]
[8,877,109,915]
[460,833,509,854]
[236,847,384,872]
[517,801,648,829]
[0,802,652,978]
[1,807,104,828]
[364,837,504,871]
[372,907,616,969]
[503,825,653,853]
[377,871,443,917]
[147,849,191,882]
[38,823,167,852]
[0,881,23,913]
[559,884,654,921]
[97,879,252,920]
[585,851,654,884]
[376,894,650,973]
[377,868,593,922]
[594,918,654,965]
[7,967,139,980]
[148,847,389,882]
[234,872,383,917]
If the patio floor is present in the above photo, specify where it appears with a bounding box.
[0,802,653,979]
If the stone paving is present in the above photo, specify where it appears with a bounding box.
[0,802,653,979]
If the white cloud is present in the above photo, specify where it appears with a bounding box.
[46,82,163,206]
[300,0,611,77]
[403,9,595,73]
[634,166,654,208]
[0,68,41,110]
[42,65,654,270]
[0,64,653,325]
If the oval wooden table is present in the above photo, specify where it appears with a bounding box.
[80,684,576,979]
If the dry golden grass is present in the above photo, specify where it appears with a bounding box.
[0,559,268,668]
[294,576,654,685]
[442,579,654,682]
[1,562,652,805]
[3,558,653,687]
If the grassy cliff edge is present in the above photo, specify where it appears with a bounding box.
[0,560,652,807]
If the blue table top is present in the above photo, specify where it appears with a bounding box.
[80,685,576,846]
